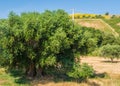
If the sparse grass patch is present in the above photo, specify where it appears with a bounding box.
[0,67,30,86]
[1,67,120,86]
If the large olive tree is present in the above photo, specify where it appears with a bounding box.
[1,10,83,77]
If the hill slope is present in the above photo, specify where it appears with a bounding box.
[75,19,119,37]
[103,18,120,35]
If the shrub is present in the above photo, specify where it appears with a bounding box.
[67,63,94,80]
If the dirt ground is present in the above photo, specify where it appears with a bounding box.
[81,56,120,75]
[35,56,120,86]
[1,56,119,86]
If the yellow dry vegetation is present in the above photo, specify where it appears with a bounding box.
[70,13,97,19]
[70,13,111,19]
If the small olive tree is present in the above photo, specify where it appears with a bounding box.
[100,44,120,62]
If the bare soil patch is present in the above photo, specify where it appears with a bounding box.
[117,23,120,26]
[81,56,120,75]
[0,80,5,84]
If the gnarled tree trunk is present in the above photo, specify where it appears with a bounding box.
[110,58,114,63]
[26,61,36,77]
[36,66,43,77]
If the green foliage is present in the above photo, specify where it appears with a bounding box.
[77,27,103,55]
[0,68,30,86]
[0,19,9,66]
[105,12,109,16]
[67,63,94,80]
[1,10,107,79]
[100,44,120,62]
[114,37,120,45]
[1,10,84,77]
[102,33,116,45]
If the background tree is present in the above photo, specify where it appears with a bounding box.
[105,12,109,16]
[100,44,120,62]
[77,27,103,55]
[101,33,116,45]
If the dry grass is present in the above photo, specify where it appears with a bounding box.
[41,78,120,86]
[32,77,120,86]
[36,82,87,86]
[76,19,107,30]
[32,78,102,86]
[33,56,120,86]
[80,56,120,86]
[75,19,119,37]
[117,22,120,26]
[81,56,120,74]
[1,57,120,86]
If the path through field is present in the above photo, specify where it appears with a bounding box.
[81,56,120,75]
[99,19,119,37]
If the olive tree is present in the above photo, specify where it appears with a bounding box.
[1,10,82,77]
[100,44,120,62]
[1,10,95,79]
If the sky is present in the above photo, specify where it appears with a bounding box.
[0,0,120,18]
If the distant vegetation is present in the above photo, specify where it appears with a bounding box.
[70,13,120,19]
[73,13,120,62]
[70,13,112,19]
[100,44,120,62]
[71,13,120,35]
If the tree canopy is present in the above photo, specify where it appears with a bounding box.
[0,10,104,78]
[0,10,83,77]
[100,44,120,62]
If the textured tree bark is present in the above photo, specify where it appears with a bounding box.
[25,62,44,78]
[26,61,36,77]
[111,58,114,63]
[36,66,43,77]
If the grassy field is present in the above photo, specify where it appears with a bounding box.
[75,19,119,37]
[1,57,120,86]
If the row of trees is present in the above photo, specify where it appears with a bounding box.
[70,13,120,19]
[0,10,120,79]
